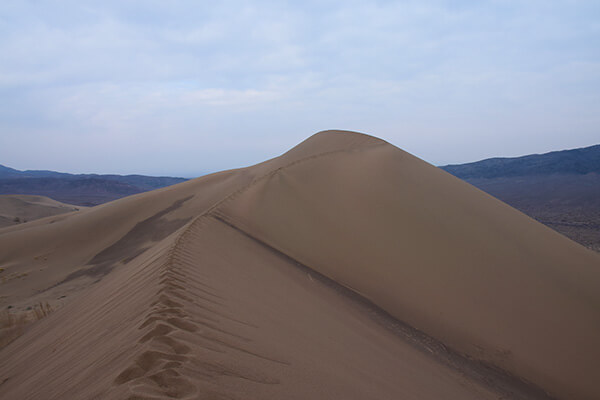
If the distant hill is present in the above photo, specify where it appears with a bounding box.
[0,165,188,206]
[443,144,600,178]
[441,144,600,252]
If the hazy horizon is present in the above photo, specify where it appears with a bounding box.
[1,1,599,176]
[1,137,598,179]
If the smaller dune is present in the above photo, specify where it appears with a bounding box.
[0,195,85,228]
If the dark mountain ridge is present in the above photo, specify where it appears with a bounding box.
[443,144,600,179]
[0,164,188,206]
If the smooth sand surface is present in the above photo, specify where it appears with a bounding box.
[0,130,598,399]
[0,194,84,228]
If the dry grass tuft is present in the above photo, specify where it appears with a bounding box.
[32,302,53,320]
[0,310,28,349]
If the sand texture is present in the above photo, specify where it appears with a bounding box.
[0,195,84,228]
[0,130,598,399]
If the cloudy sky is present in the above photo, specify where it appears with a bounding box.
[1,1,599,177]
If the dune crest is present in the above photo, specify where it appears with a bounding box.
[0,130,598,399]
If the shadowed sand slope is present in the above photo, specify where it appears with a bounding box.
[0,130,599,399]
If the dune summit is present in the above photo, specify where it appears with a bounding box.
[0,130,598,399]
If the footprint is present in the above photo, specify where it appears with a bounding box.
[135,351,187,373]
[152,335,191,355]
[151,295,183,309]
[114,365,146,384]
[166,318,198,332]
[148,369,196,398]
[139,324,174,343]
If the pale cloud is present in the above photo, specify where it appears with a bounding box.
[0,0,599,176]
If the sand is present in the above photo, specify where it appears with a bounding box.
[0,130,598,399]
[0,194,84,228]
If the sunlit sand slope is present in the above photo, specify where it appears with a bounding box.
[215,131,600,400]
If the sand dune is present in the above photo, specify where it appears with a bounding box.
[0,130,598,399]
[0,195,83,228]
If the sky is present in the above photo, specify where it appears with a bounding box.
[1,0,599,177]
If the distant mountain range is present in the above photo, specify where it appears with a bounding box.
[442,144,600,178]
[0,165,188,206]
[441,143,600,252]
